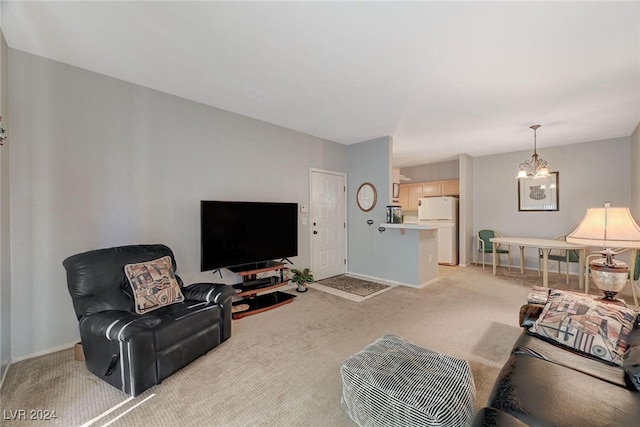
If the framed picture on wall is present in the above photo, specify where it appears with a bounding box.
[392,183,400,199]
[518,172,559,211]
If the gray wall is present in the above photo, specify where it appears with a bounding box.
[458,154,473,266]
[632,123,640,219]
[0,33,10,381]
[347,137,392,278]
[347,137,429,286]
[473,137,631,270]
[8,49,347,359]
[4,46,640,361]
[400,159,459,182]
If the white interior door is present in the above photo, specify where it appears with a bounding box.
[311,170,346,280]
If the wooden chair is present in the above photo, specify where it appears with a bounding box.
[476,229,511,270]
[537,234,580,285]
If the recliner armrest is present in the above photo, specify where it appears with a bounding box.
[182,282,235,304]
[624,330,640,392]
[182,282,235,342]
[78,311,158,396]
[79,310,161,342]
[519,304,545,328]
[624,346,640,391]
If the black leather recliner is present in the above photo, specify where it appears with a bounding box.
[63,244,235,396]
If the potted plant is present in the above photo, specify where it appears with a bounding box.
[290,267,314,293]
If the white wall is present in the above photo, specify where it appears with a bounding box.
[8,49,347,359]
[473,137,631,270]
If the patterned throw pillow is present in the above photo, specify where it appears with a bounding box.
[529,290,637,366]
[124,256,184,314]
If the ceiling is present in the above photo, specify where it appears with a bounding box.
[2,1,639,168]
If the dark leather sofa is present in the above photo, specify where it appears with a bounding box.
[474,304,640,426]
[63,244,235,396]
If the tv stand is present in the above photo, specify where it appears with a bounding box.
[231,262,295,319]
[228,260,283,273]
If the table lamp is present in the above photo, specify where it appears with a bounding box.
[566,203,640,301]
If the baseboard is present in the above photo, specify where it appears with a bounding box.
[10,341,77,364]
[472,261,582,276]
[416,277,439,288]
[511,265,579,276]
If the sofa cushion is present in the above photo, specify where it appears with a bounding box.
[486,344,640,427]
[515,332,629,388]
[529,290,637,366]
[125,256,185,314]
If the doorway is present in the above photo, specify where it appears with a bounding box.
[310,169,347,280]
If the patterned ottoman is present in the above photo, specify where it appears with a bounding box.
[340,335,475,427]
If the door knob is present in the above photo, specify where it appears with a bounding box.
[313,231,318,235]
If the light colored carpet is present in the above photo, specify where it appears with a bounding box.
[3,265,625,427]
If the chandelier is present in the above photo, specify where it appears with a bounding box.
[516,125,549,179]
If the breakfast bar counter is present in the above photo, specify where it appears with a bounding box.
[381,222,453,230]
[380,221,453,287]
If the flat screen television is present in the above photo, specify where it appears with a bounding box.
[200,201,298,272]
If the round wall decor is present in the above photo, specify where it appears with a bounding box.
[356,182,377,212]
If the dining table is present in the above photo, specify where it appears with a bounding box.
[489,236,589,289]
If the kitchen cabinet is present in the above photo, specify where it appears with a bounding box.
[398,179,459,210]
[421,182,442,197]
[441,180,459,196]
[399,183,421,211]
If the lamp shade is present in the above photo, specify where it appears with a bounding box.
[566,207,640,248]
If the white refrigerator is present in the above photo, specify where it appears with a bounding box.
[417,196,458,265]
